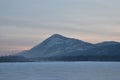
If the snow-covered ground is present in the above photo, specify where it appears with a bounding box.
[0,62,120,80]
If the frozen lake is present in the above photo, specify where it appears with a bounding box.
[0,62,120,80]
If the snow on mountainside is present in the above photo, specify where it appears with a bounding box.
[69,41,120,56]
[19,34,120,59]
[1,34,120,61]
[91,41,120,56]
[20,34,94,58]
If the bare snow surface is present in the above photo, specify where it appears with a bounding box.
[0,62,120,80]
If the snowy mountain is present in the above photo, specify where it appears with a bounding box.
[1,34,120,62]
[20,34,94,58]
[69,41,120,56]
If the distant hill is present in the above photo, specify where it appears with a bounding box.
[0,34,120,62]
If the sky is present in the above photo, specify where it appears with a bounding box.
[0,0,120,55]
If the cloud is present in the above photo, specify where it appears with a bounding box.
[0,0,120,55]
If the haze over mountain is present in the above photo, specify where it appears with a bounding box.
[0,34,120,62]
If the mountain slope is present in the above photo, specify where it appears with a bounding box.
[68,41,120,56]
[20,34,94,58]
[17,34,120,61]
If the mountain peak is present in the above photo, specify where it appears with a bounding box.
[49,34,67,39]
[51,34,65,38]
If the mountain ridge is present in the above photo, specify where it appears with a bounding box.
[20,34,95,58]
[0,34,120,62]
